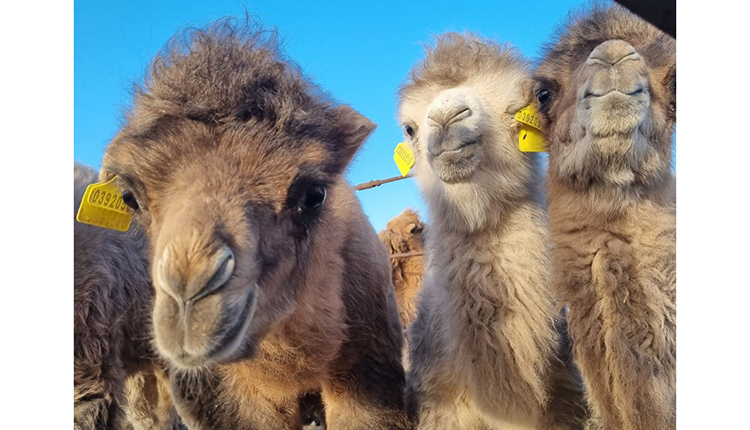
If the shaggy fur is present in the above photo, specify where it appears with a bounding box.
[378,209,426,330]
[74,163,182,430]
[398,33,586,430]
[100,18,409,430]
[533,5,676,430]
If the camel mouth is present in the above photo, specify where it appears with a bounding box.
[583,86,645,99]
[205,283,258,362]
[432,139,478,157]
[429,139,482,184]
[581,85,650,138]
[170,283,258,369]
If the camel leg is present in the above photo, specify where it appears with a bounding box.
[125,368,184,430]
[410,390,486,430]
[168,367,302,430]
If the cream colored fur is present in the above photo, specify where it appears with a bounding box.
[399,33,585,430]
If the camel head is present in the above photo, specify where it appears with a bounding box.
[533,5,676,207]
[398,33,540,232]
[379,208,425,257]
[100,21,374,369]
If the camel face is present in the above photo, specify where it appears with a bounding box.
[399,33,537,231]
[422,88,486,183]
[381,208,425,255]
[101,33,375,369]
[103,126,346,369]
[534,6,676,194]
[581,40,651,140]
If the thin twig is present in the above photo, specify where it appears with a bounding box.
[389,251,424,259]
[353,174,412,191]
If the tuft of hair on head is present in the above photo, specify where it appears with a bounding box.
[129,16,308,128]
[113,14,375,177]
[399,32,528,100]
[537,2,674,71]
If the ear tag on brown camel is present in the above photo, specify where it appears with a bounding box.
[76,176,133,232]
[514,104,547,153]
[394,142,415,176]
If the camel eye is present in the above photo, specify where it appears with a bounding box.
[537,89,552,106]
[122,191,139,211]
[404,125,415,139]
[302,184,326,210]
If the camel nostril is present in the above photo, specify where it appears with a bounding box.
[156,245,236,305]
[189,247,235,303]
[588,39,639,66]
[428,105,471,127]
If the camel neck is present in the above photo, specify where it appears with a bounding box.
[430,194,543,240]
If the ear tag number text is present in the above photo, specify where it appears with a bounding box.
[76,176,133,232]
[394,142,415,177]
[514,104,547,152]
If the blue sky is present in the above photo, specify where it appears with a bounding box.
[75,0,603,231]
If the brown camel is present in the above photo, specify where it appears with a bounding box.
[533,5,676,430]
[99,18,409,430]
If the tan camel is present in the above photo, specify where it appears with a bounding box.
[398,33,586,430]
[378,208,426,331]
[533,5,676,430]
[379,208,427,372]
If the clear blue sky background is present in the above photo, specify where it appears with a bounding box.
[75,0,646,232]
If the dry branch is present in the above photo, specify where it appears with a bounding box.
[353,174,412,191]
[389,251,424,259]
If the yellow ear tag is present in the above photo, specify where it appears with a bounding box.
[514,104,547,152]
[393,142,415,177]
[519,126,547,152]
[76,176,133,232]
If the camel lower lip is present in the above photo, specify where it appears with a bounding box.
[434,140,478,156]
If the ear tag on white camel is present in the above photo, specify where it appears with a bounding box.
[394,142,415,177]
[514,104,547,153]
[76,176,133,232]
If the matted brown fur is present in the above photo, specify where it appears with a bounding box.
[100,18,409,430]
[398,33,586,430]
[74,163,182,430]
[378,208,426,330]
[534,5,676,430]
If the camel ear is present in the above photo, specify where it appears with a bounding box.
[331,105,376,169]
